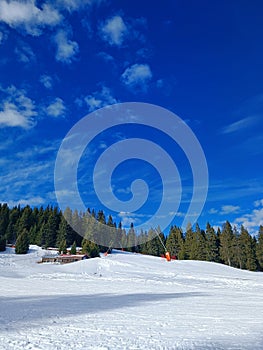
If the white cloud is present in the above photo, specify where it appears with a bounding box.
[121,63,152,91]
[136,47,151,59]
[53,29,79,63]
[99,15,127,46]
[0,142,57,205]
[156,79,164,88]
[116,187,132,195]
[221,116,258,134]
[117,211,153,229]
[5,196,45,208]
[84,86,117,112]
[40,74,53,89]
[168,211,185,218]
[16,141,59,159]
[46,98,66,117]
[220,205,240,215]
[0,86,36,128]
[208,208,218,214]
[254,199,263,207]
[118,212,139,228]
[235,200,263,234]
[54,0,101,12]
[97,51,115,63]
[0,0,62,36]
[15,41,35,63]
[0,31,3,44]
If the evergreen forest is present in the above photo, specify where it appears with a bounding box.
[0,203,262,272]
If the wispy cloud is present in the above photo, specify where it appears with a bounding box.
[220,205,240,215]
[118,211,147,228]
[99,15,128,46]
[98,14,147,47]
[234,199,263,234]
[254,199,263,207]
[53,29,79,64]
[208,208,218,214]
[16,141,60,159]
[0,31,4,45]
[15,41,35,63]
[0,139,60,207]
[40,75,53,90]
[46,97,66,117]
[54,0,102,13]
[208,205,240,216]
[221,116,258,134]
[3,196,46,208]
[239,134,263,155]
[207,178,263,202]
[0,85,36,128]
[0,1,62,36]
[84,85,117,112]
[121,63,152,91]
[97,51,115,63]
[1,160,53,200]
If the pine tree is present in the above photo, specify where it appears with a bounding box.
[137,229,148,253]
[28,224,38,245]
[71,209,82,244]
[57,217,66,247]
[184,224,199,260]
[184,223,206,261]
[127,223,137,252]
[42,213,58,248]
[17,205,33,234]
[59,238,67,254]
[0,203,9,238]
[106,214,117,249]
[107,215,115,227]
[70,241,77,255]
[63,207,75,245]
[205,223,220,262]
[121,228,127,248]
[84,213,101,248]
[15,228,29,254]
[0,235,6,251]
[114,222,123,248]
[0,203,8,251]
[234,226,248,269]
[219,221,234,266]
[82,239,100,258]
[5,207,20,244]
[256,225,263,270]
[194,223,207,260]
[145,229,165,256]
[97,210,106,224]
[166,226,184,259]
[246,236,257,271]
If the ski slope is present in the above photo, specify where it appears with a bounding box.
[0,246,263,350]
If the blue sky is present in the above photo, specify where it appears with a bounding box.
[0,0,263,235]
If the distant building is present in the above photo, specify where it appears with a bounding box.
[40,254,89,264]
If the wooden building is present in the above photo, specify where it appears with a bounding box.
[40,254,89,264]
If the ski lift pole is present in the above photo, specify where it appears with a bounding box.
[155,228,171,262]
[104,240,114,256]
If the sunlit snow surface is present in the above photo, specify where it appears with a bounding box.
[0,246,263,350]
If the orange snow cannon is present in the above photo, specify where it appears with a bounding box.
[165,251,171,261]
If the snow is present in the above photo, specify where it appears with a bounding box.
[0,246,263,349]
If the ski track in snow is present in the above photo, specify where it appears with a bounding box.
[0,246,263,350]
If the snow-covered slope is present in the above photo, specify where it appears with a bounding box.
[0,246,262,350]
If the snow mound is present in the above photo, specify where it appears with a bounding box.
[0,247,263,349]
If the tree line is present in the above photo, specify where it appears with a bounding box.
[0,203,262,271]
